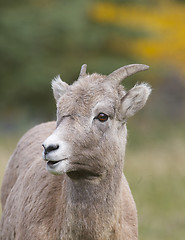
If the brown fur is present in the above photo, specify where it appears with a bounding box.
[0,65,151,239]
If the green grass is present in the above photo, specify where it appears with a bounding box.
[0,122,185,239]
[125,122,185,240]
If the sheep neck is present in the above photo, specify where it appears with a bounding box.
[59,164,123,240]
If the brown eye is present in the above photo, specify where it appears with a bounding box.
[95,113,109,122]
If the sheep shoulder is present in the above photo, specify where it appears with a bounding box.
[0,121,67,239]
[1,121,56,208]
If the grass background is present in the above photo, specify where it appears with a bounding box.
[0,121,185,240]
[125,121,185,240]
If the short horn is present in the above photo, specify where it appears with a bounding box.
[107,64,149,84]
[79,64,87,78]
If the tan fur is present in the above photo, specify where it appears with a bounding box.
[0,65,151,240]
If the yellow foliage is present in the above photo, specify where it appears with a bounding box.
[90,1,185,78]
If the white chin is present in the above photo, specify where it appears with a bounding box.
[46,159,69,175]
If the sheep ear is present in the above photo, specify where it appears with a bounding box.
[120,83,152,119]
[52,76,69,102]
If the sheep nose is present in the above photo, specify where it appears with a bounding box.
[42,144,59,155]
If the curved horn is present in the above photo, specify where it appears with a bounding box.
[107,64,149,85]
[79,64,87,78]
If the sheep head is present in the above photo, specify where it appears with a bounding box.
[42,64,151,179]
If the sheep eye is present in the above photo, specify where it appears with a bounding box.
[95,113,109,122]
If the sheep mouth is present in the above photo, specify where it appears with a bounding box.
[47,158,68,168]
[46,159,102,179]
[47,160,61,167]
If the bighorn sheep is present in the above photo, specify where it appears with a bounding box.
[0,64,151,240]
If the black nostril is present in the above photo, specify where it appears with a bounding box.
[43,144,59,155]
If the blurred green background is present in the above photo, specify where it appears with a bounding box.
[0,0,185,239]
